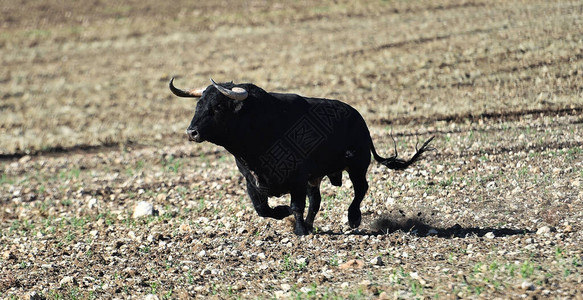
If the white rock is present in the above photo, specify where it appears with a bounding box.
[485,232,495,239]
[281,283,291,291]
[19,155,31,164]
[296,257,308,266]
[88,198,98,209]
[521,281,535,290]
[274,291,289,299]
[133,201,154,218]
[370,256,384,266]
[144,294,159,300]
[536,226,551,235]
[59,276,75,286]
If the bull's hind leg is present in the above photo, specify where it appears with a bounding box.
[246,180,291,220]
[290,182,310,235]
[327,171,342,187]
[347,167,369,229]
[305,177,323,232]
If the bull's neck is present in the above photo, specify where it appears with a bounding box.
[218,133,274,170]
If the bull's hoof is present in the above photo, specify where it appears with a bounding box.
[272,205,293,219]
[348,209,361,229]
[294,223,310,235]
[305,222,314,234]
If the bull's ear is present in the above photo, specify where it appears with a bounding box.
[233,100,244,113]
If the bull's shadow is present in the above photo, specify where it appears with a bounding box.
[317,216,533,238]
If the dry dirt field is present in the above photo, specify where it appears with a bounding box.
[1,0,583,299]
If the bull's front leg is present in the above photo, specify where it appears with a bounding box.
[245,180,291,219]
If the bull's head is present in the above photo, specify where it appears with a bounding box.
[169,78,248,144]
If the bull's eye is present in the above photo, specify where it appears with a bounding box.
[214,104,225,114]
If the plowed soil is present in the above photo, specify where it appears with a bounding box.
[1,0,582,298]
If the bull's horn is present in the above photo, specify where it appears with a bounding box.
[210,78,248,101]
[169,77,205,98]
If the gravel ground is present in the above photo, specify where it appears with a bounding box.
[1,0,582,298]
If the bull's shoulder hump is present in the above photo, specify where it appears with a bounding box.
[267,93,359,115]
[307,97,360,113]
[269,92,304,101]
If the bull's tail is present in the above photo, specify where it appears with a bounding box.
[370,135,435,170]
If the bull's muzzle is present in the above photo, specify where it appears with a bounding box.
[186,128,202,143]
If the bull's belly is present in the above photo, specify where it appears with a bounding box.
[245,164,346,197]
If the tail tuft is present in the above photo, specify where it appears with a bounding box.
[372,136,435,170]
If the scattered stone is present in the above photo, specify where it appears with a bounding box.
[281,283,291,291]
[179,223,192,233]
[28,291,43,300]
[339,259,364,270]
[144,294,159,300]
[3,250,16,260]
[124,268,137,278]
[133,201,154,218]
[485,232,495,239]
[18,155,31,164]
[521,281,535,290]
[88,198,98,209]
[296,257,309,266]
[59,276,75,286]
[563,224,573,233]
[200,269,211,276]
[274,291,290,299]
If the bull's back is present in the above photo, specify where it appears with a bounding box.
[301,98,372,177]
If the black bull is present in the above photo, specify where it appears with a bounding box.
[170,78,434,235]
